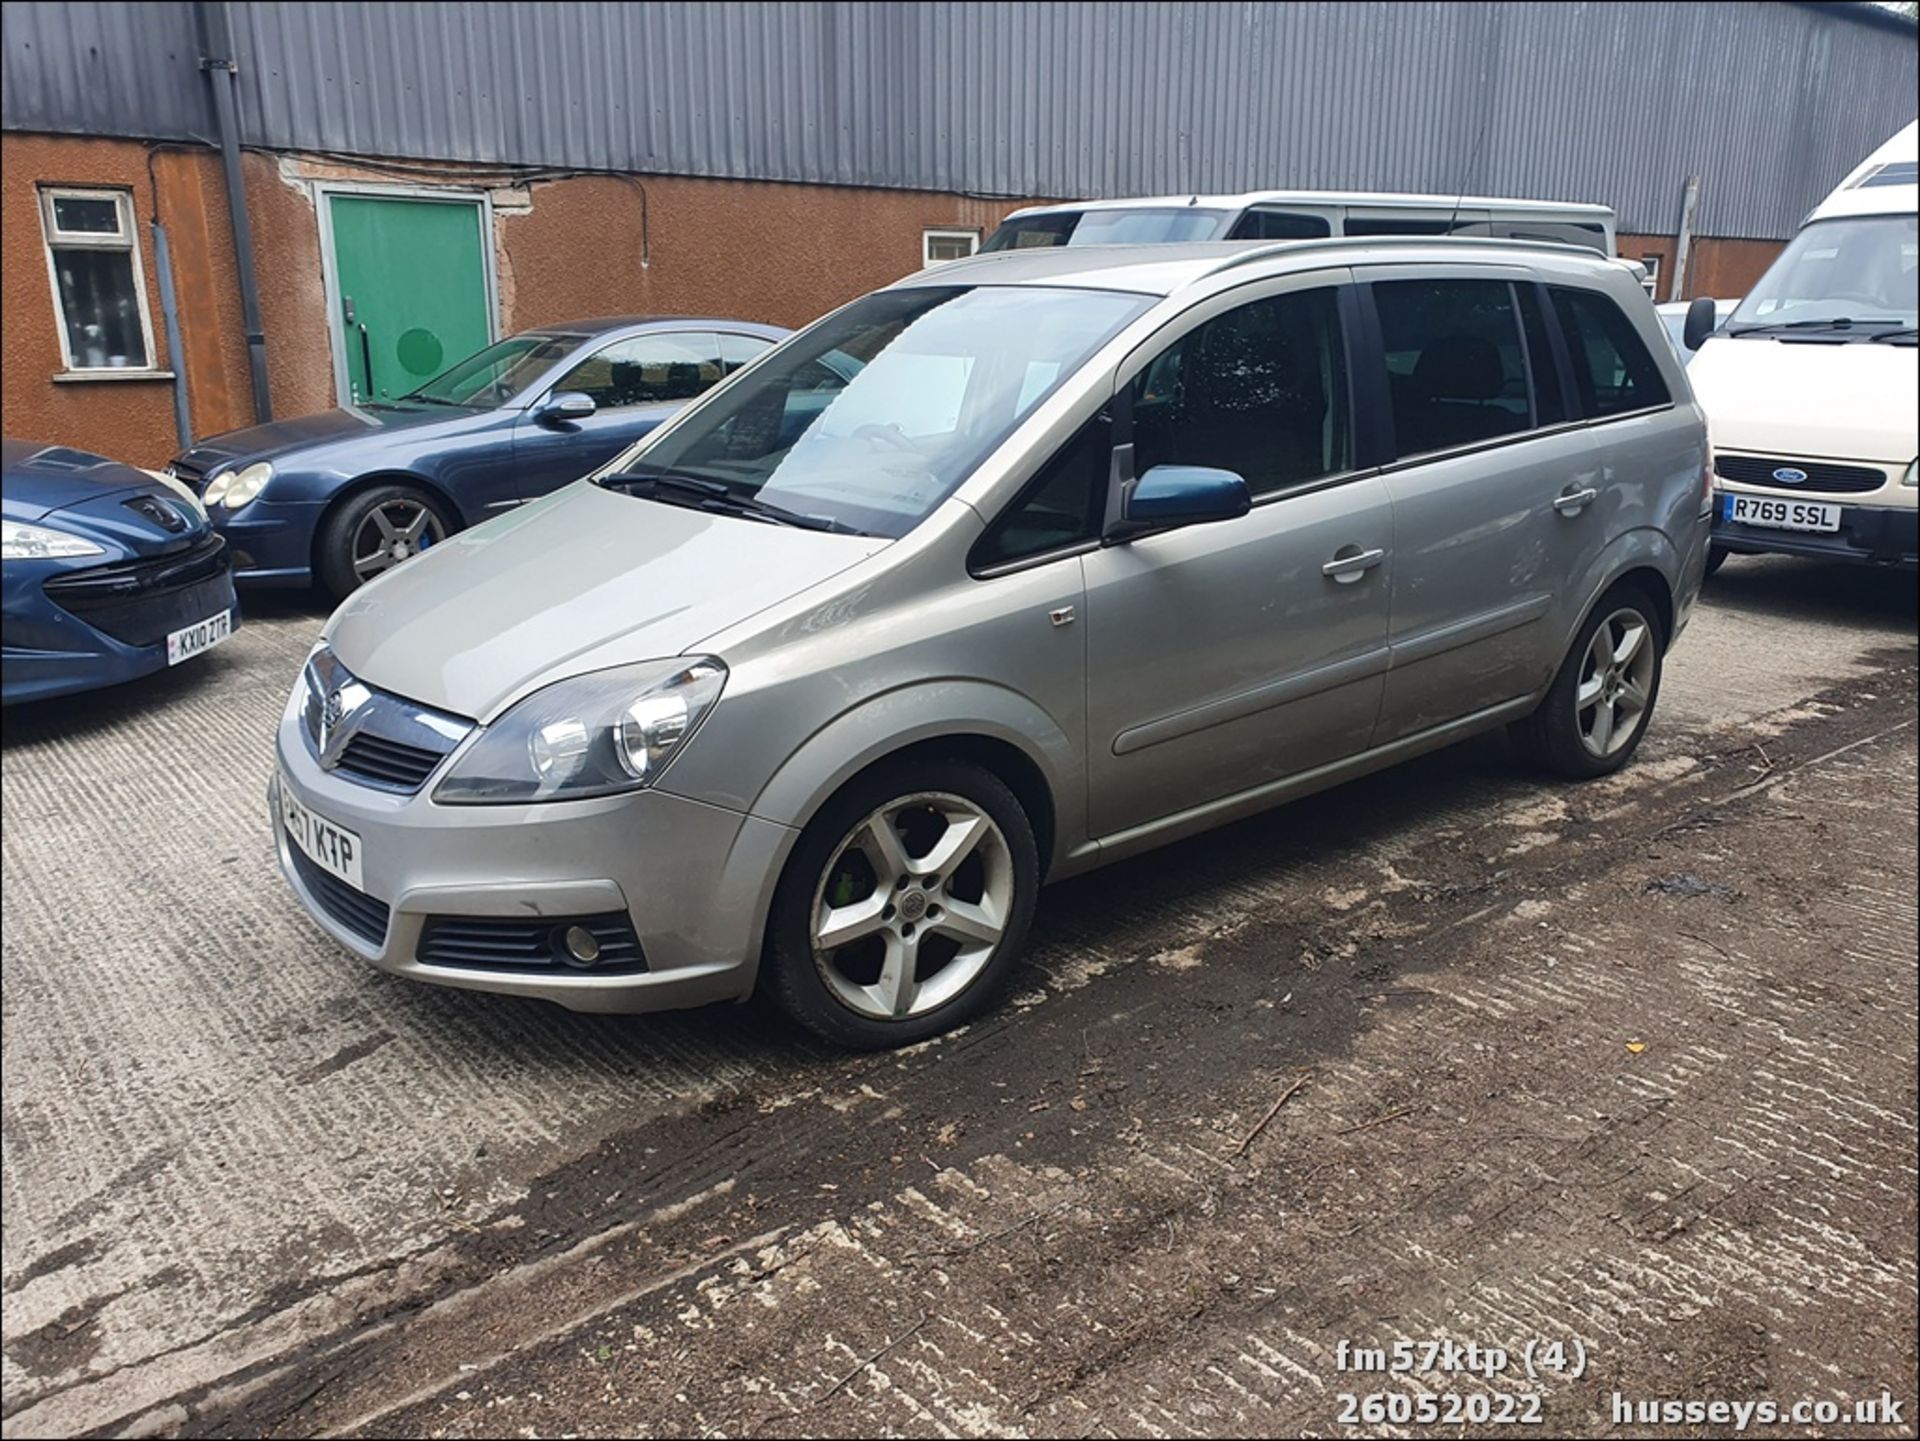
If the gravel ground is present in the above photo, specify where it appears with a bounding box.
[1,555,1914,1438]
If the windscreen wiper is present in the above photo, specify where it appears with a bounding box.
[1728,317,1905,336]
[1866,326,1918,344]
[599,470,864,534]
[599,469,731,500]
[702,491,864,534]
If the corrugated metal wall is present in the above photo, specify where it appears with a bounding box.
[4,0,1915,239]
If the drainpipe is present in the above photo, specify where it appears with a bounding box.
[1671,175,1701,304]
[195,0,272,422]
[149,219,194,450]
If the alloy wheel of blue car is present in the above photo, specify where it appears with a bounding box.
[352,497,445,584]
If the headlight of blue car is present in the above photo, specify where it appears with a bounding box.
[204,461,273,510]
[1,521,105,561]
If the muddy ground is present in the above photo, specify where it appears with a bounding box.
[2,556,1915,1438]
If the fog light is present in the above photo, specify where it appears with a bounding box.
[556,924,602,968]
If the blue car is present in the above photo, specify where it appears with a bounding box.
[2,440,239,706]
[166,316,789,598]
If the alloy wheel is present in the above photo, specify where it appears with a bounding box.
[1576,606,1656,758]
[351,499,443,582]
[810,791,1015,1021]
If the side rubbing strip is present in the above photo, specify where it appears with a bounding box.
[1114,647,1390,756]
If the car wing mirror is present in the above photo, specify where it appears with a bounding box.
[1113,464,1251,538]
[538,390,597,424]
[1681,296,1720,353]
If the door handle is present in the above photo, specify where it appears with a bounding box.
[1322,546,1387,582]
[1553,486,1599,515]
[357,322,375,400]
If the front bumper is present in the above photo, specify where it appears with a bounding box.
[208,497,325,585]
[2,552,238,706]
[270,701,797,1013]
[1712,493,1918,568]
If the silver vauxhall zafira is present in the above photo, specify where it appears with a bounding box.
[273,238,1711,1048]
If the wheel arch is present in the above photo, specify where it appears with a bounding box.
[1565,528,1680,656]
[737,681,1077,880]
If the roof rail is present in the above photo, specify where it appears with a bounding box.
[1195,232,1613,281]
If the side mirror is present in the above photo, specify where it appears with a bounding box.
[1681,295,1719,353]
[538,390,597,424]
[1120,464,1251,533]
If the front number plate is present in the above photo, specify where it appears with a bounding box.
[280,777,365,891]
[1723,493,1841,534]
[167,609,233,666]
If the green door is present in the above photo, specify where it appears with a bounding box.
[328,194,490,404]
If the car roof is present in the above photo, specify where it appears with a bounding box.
[892,237,1639,298]
[1001,190,1617,221]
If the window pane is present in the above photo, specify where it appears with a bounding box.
[558,332,723,408]
[718,332,773,374]
[1227,210,1331,241]
[52,247,148,368]
[1549,288,1672,418]
[632,286,1148,539]
[408,334,574,406]
[1131,287,1348,497]
[52,195,124,236]
[974,415,1109,568]
[925,232,977,263]
[1374,279,1531,456]
[1347,217,1460,237]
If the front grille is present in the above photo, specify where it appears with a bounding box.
[301,645,471,795]
[289,846,390,947]
[416,913,647,973]
[42,534,235,646]
[336,731,447,790]
[1716,455,1888,495]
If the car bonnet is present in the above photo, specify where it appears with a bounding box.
[322,480,890,722]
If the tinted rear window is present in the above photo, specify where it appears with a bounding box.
[1549,287,1671,418]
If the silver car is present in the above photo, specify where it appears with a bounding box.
[272,239,1710,1048]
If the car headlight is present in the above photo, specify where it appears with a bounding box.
[204,461,272,510]
[1,520,105,561]
[1904,460,1916,489]
[434,657,726,804]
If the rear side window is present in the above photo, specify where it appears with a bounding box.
[973,416,1109,569]
[557,332,723,408]
[1549,287,1671,418]
[1372,280,1533,456]
[1228,209,1332,241]
[1130,288,1350,498]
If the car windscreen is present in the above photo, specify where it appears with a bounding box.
[405,334,580,407]
[1727,215,1918,333]
[980,207,1230,251]
[606,285,1151,538]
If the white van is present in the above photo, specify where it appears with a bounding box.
[982,190,1618,256]
[1686,121,1917,572]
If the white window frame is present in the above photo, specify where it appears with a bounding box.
[923,228,981,267]
[38,186,160,374]
[1638,253,1662,298]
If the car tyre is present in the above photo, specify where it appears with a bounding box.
[1704,545,1729,578]
[763,757,1040,1050]
[1511,583,1666,780]
[317,483,456,599]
